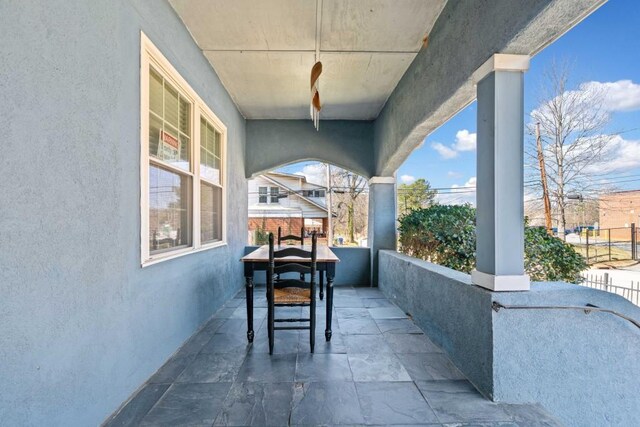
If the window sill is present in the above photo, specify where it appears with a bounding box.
[142,241,227,267]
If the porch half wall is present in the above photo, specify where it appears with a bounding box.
[0,1,247,425]
[379,250,640,427]
[244,246,370,287]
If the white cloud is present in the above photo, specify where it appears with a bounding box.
[431,142,458,159]
[400,174,416,184]
[530,80,640,129]
[453,130,477,152]
[431,129,476,159]
[437,176,477,205]
[584,135,640,174]
[293,163,326,186]
[581,80,640,112]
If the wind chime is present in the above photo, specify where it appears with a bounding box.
[310,61,322,130]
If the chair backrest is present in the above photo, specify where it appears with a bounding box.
[278,226,305,246]
[268,232,317,289]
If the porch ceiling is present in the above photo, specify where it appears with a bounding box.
[168,0,447,120]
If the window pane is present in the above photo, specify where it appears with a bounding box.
[149,164,192,254]
[164,83,179,128]
[200,118,221,184]
[149,68,163,115]
[179,97,191,136]
[148,113,162,158]
[270,187,279,203]
[148,70,191,172]
[215,130,221,158]
[258,186,267,203]
[201,183,222,244]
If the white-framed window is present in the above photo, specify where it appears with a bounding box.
[258,186,280,204]
[258,186,268,204]
[304,189,325,198]
[270,187,279,203]
[140,33,226,266]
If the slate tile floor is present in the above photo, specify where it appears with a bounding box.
[105,286,563,427]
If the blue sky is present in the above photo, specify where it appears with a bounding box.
[281,1,640,202]
[399,0,640,203]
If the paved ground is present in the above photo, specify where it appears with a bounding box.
[105,286,562,426]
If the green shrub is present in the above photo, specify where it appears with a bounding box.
[253,227,269,245]
[398,204,476,273]
[524,225,587,282]
[398,205,587,283]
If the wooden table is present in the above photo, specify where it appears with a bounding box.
[241,245,340,343]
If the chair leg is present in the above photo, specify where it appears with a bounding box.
[310,300,316,353]
[268,296,274,355]
[319,271,324,301]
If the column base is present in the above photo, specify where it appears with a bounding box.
[471,270,530,292]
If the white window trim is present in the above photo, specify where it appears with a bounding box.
[140,32,227,267]
[258,186,281,204]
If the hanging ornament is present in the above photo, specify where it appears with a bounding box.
[310,61,322,130]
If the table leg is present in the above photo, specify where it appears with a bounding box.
[325,273,334,341]
[319,270,324,301]
[245,276,254,343]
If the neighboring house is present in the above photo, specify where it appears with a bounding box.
[248,171,330,242]
[599,189,640,240]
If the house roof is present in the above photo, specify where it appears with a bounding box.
[600,189,640,197]
[260,174,336,217]
[267,171,324,188]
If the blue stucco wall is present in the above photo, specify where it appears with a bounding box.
[367,183,397,286]
[245,120,375,178]
[378,251,494,394]
[0,1,246,425]
[379,250,640,427]
[244,246,370,286]
[492,282,640,427]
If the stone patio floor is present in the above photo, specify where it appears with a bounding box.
[104,286,562,426]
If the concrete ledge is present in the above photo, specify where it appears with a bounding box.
[379,250,640,427]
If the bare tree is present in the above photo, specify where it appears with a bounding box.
[528,61,615,239]
[331,169,367,244]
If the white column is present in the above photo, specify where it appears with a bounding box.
[471,54,530,292]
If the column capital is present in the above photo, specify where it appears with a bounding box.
[369,176,395,185]
[472,54,530,84]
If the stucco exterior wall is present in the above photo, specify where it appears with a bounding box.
[0,1,246,425]
[245,119,375,178]
[378,251,494,394]
[379,250,640,427]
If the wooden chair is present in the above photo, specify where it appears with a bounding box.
[276,226,324,300]
[277,226,305,246]
[277,226,306,281]
[267,232,317,354]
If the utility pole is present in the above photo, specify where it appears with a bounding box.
[326,163,333,246]
[536,122,553,235]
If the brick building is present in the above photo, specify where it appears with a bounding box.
[599,190,640,240]
[247,172,331,244]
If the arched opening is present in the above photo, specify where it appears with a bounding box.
[247,161,369,247]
